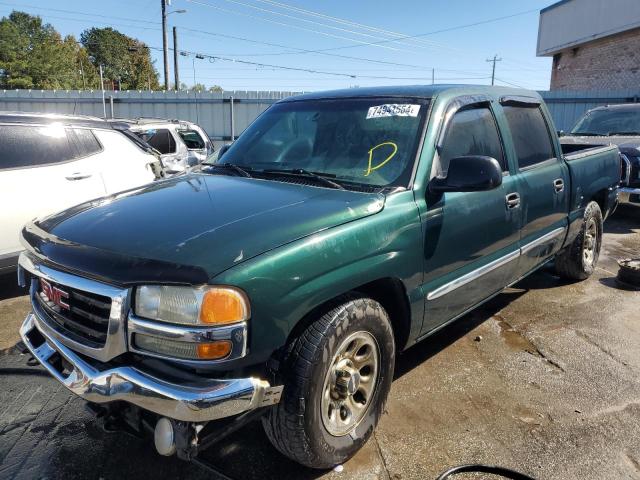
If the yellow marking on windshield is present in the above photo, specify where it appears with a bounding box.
[365,142,398,177]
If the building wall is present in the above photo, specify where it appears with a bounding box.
[550,26,640,90]
[537,0,640,56]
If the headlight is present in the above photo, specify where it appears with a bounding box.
[135,285,250,326]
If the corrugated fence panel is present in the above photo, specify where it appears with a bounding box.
[4,88,639,138]
[540,89,640,130]
[0,89,299,141]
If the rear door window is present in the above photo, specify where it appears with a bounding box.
[503,106,556,169]
[136,128,176,154]
[0,124,76,170]
[439,105,507,173]
[177,130,206,149]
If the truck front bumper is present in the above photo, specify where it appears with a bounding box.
[20,312,282,423]
[619,187,640,206]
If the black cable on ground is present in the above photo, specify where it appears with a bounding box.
[436,464,536,480]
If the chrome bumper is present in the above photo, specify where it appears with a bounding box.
[619,187,640,205]
[20,312,282,422]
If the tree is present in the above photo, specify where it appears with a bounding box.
[0,11,94,89]
[80,27,160,90]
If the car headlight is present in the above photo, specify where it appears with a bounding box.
[135,285,250,326]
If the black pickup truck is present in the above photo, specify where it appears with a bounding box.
[561,103,640,208]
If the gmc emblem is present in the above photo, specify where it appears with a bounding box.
[41,278,70,310]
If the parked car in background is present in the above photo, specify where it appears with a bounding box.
[16,86,620,468]
[561,103,640,208]
[0,112,162,273]
[123,118,214,172]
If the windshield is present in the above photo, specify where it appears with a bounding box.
[209,97,428,188]
[571,108,640,136]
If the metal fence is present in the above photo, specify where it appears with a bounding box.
[540,89,640,131]
[2,88,640,138]
[0,89,302,142]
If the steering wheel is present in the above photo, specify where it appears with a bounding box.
[274,138,313,164]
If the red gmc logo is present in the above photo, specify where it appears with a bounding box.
[41,278,70,310]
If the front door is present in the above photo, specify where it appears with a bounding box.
[420,98,521,334]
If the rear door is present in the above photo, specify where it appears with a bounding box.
[499,98,569,279]
[420,96,521,333]
[0,123,106,257]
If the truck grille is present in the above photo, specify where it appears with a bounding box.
[34,277,112,347]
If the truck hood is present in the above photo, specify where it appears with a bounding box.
[30,174,385,283]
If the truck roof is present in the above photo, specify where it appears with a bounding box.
[282,84,540,103]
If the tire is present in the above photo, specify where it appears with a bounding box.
[262,296,395,469]
[555,201,603,280]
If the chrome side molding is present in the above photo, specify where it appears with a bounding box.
[427,227,567,301]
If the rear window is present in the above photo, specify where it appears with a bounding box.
[0,124,76,170]
[178,129,206,149]
[135,128,176,154]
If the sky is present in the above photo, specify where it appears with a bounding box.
[0,0,555,92]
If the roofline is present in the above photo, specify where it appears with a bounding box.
[540,0,573,15]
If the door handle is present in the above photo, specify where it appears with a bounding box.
[505,192,520,209]
[553,178,565,193]
[65,172,92,181]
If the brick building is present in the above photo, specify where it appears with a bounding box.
[537,0,640,90]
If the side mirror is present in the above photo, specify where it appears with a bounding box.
[218,143,232,159]
[557,130,565,137]
[430,156,502,193]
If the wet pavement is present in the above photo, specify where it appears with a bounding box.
[0,207,638,480]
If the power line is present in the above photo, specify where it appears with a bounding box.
[190,0,443,51]
[185,0,412,53]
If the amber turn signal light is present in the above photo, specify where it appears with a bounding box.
[197,341,232,360]
[199,288,248,325]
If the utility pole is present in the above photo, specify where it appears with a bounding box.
[431,68,435,85]
[486,54,502,86]
[161,0,169,90]
[173,26,179,90]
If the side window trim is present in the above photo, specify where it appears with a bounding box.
[432,95,507,179]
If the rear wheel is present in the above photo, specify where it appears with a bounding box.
[262,296,395,469]
[555,201,603,280]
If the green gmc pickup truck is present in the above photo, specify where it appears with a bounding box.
[18,85,619,469]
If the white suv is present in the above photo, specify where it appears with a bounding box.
[126,118,214,172]
[0,112,163,273]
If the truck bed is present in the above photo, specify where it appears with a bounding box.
[564,144,620,221]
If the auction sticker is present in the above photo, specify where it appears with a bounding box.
[366,104,420,119]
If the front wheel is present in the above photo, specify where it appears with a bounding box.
[262,296,395,469]
[555,201,603,280]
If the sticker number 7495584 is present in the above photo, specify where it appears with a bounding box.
[366,104,420,119]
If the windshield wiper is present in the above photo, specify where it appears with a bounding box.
[261,168,345,190]
[608,131,640,136]
[204,162,253,178]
